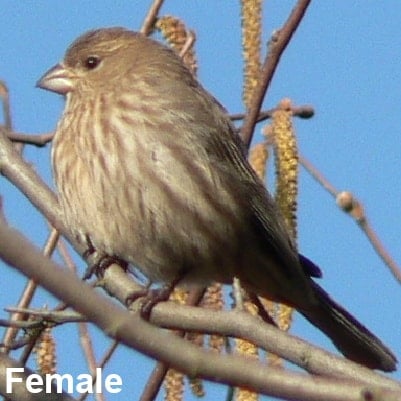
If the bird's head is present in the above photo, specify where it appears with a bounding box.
[36,27,182,96]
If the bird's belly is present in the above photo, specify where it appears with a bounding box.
[53,118,248,285]
[58,169,243,286]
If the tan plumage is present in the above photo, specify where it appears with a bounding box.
[37,28,397,372]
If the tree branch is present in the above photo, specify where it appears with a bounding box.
[240,0,311,147]
[140,0,165,35]
[300,156,401,284]
[0,220,400,401]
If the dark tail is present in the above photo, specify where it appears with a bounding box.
[300,282,397,372]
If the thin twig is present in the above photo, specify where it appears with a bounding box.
[300,155,401,284]
[140,0,165,36]
[5,307,85,324]
[299,155,338,196]
[0,196,4,224]
[79,322,105,401]
[0,127,61,227]
[7,131,54,147]
[139,286,206,401]
[0,80,12,130]
[52,230,91,381]
[0,319,43,329]
[77,341,120,401]
[98,340,119,367]
[56,237,78,273]
[231,104,314,122]
[179,30,196,58]
[240,0,311,148]
[359,219,401,283]
[79,322,97,375]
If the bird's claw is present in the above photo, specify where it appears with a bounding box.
[125,285,174,320]
[82,254,128,280]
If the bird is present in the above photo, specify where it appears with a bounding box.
[37,27,397,372]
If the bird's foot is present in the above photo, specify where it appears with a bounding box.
[140,286,175,319]
[125,280,180,320]
[82,254,128,280]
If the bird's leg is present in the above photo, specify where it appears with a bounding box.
[82,235,128,279]
[124,281,152,307]
[82,234,96,258]
[83,255,128,280]
[140,280,179,320]
[248,292,277,327]
[125,274,185,320]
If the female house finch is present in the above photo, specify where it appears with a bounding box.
[37,27,396,371]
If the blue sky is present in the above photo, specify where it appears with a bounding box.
[1,2,401,400]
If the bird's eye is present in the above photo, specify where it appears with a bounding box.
[84,56,101,70]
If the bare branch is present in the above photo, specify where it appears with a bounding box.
[0,128,61,230]
[240,0,312,147]
[140,0,165,35]
[179,30,196,59]
[1,221,400,400]
[140,287,205,401]
[1,228,59,353]
[7,131,54,147]
[231,104,314,123]
[300,156,401,284]
[0,80,12,130]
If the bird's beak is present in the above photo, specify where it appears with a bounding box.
[36,63,74,95]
